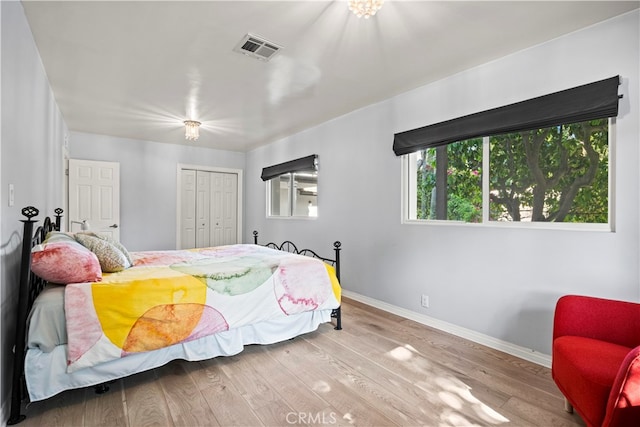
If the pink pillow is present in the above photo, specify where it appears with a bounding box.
[31,241,102,284]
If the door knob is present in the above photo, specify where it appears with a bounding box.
[109,224,119,228]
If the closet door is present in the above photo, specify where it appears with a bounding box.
[179,169,196,249]
[178,167,240,249]
[196,171,211,248]
[210,172,238,246]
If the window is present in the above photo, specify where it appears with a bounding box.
[267,171,318,217]
[262,155,318,218]
[397,76,620,228]
[409,139,483,222]
[406,119,610,225]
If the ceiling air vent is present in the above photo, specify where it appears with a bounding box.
[233,33,282,62]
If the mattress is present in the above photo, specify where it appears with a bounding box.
[25,308,333,401]
[27,285,66,352]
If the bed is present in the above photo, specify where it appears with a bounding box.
[8,206,342,425]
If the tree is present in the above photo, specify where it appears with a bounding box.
[490,119,608,222]
[416,138,482,222]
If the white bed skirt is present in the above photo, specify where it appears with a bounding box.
[26,309,332,402]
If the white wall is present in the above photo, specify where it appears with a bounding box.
[245,10,640,356]
[69,132,246,251]
[0,1,67,421]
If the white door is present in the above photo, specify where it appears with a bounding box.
[68,159,120,240]
[210,172,238,246]
[178,168,239,249]
[196,170,211,248]
[179,169,197,249]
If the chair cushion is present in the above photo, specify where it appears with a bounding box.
[553,336,632,426]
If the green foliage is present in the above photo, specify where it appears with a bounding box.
[416,139,482,222]
[447,139,482,221]
[448,193,482,222]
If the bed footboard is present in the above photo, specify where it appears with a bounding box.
[253,231,342,330]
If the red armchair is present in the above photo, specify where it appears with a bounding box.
[552,295,640,427]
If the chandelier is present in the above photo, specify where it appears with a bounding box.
[184,120,201,141]
[348,0,384,19]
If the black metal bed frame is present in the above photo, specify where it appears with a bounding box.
[253,231,342,331]
[9,207,63,425]
[8,209,342,425]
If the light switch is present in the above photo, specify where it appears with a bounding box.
[9,184,15,207]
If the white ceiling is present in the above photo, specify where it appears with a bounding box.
[22,0,639,152]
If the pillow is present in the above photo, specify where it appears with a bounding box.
[44,231,76,244]
[31,241,102,284]
[77,231,134,266]
[74,233,131,273]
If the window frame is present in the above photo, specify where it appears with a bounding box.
[402,119,615,232]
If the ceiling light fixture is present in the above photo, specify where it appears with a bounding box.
[348,0,384,19]
[184,120,201,141]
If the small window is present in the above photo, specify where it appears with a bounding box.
[262,155,318,218]
[267,171,318,217]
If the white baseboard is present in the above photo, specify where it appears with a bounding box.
[342,290,552,368]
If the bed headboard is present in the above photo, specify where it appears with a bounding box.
[9,207,63,425]
[19,207,63,307]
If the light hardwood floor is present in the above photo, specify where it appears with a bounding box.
[19,298,585,426]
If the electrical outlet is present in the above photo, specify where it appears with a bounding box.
[421,294,429,308]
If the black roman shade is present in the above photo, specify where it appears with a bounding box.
[261,154,318,181]
[392,76,621,156]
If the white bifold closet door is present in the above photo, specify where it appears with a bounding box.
[180,169,238,249]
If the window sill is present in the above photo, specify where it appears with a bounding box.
[267,216,318,221]
[402,218,613,232]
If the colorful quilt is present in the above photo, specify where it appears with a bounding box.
[64,244,341,373]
